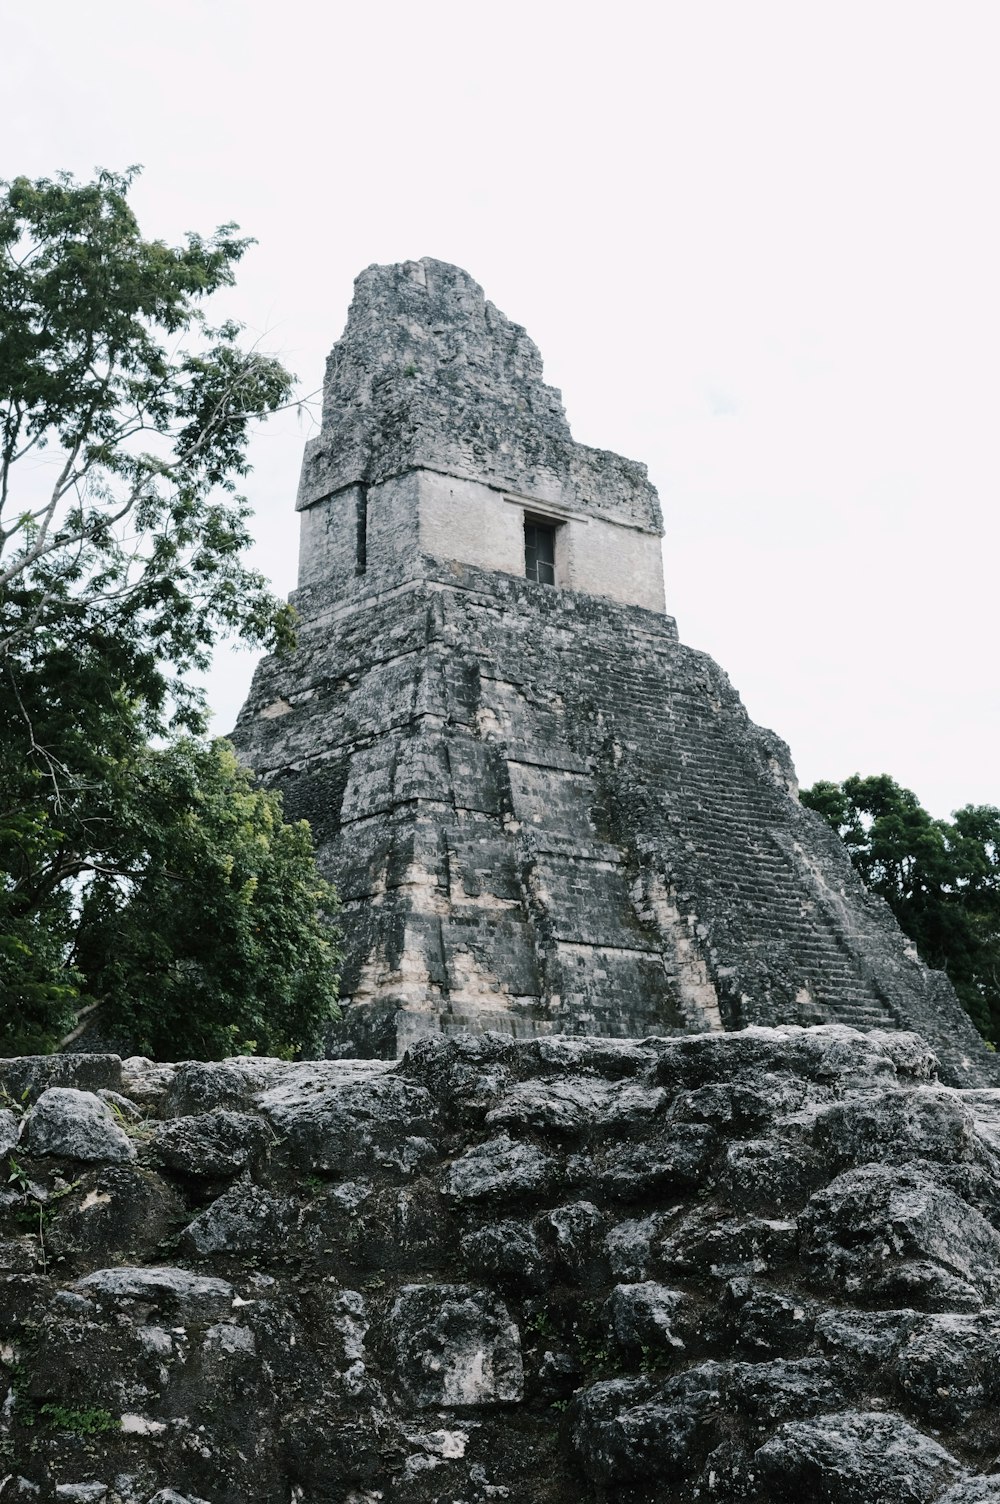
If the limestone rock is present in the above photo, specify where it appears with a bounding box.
[811,1085,983,1169]
[939,1482,1000,1504]
[545,1199,605,1276]
[722,1135,821,1213]
[727,1356,841,1424]
[605,1214,673,1282]
[753,1410,965,1502]
[390,1284,523,1407]
[72,1265,234,1318]
[606,1281,688,1352]
[5,1027,1000,1501]
[46,1165,185,1266]
[896,1311,1000,1424]
[26,1087,136,1164]
[800,1162,1000,1306]
[147,1493,213,1504]
[579,1121,717,1198]
[443,1132,559,1202]
[726,1282,815,1357]
[259,1069,434,1176]
[487,1076,666,1135]
[0,1054,123,1100]
[815,1305,917,1363]
[119,1056,178,1109]
[460,1218,547,1286]
[161,1056,284,1116]
[573,1365,723,1484]
[181,1179,288,1257]
[151,1109,272,1179]
[0,1105,19,1155]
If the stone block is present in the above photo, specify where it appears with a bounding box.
[390,1284,523,1407]
[26,1088,135,1164]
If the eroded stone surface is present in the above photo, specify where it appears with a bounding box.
[150,1110,271,1179]
[391,1284,523,1407]
[754,1411,965,1502]
[0,1106,19,1155]
[5,1027,1000,1502]
[26,1088,136,1164]
[225,258,993,1082]
[72,1265,235,1317]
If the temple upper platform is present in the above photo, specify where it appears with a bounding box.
[293,258,666,615]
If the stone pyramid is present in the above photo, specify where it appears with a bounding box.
[231,258,989,1083]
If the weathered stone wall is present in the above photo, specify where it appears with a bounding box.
[289,257,665,619]
[233,563,990,1083]
[295,258,662,535]
[412,472,666,614]
[6,1027,1000,1502]
[232,255,991,1081]
[294,469,666,617]
[417,473,526,583]
[558,505,665,612]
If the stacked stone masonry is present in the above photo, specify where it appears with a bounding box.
[237,561,990,1081]
[7,1029,1000,1502]
[231,258,990,1082]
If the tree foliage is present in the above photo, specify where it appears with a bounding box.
[801,773,1000,1043]
[0,736,340,1060]
[0,168,338,1058]
[0,166,296,686]
[73,740,340,1061]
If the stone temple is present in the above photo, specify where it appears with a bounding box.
[13,260,1000,1504]
[232,257,987,1082]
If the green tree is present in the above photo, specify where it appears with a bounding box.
[0,168,338,1057]
[70,740,339,1061]
[0,166,296,684]
[801,773,1000,1043]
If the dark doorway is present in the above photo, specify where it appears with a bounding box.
[355,485,368,575]
[524,518,556,585]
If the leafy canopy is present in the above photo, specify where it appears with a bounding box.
[72,739,340,1062]
[0,166,296,692]
[0,168,337,1058]
[801,773,1000,1044]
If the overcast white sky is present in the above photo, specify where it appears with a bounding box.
[7,0,999,818]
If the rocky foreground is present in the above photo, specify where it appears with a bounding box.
[4,1026,1000,1502]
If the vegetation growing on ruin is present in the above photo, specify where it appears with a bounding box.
[802,774,1000,1044]
[0,168,339,1058]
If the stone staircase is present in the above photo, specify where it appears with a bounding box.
[573,621,902,1034]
